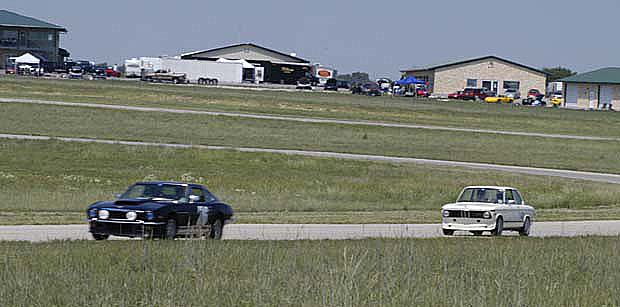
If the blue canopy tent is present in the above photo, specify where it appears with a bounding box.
[395,76,426,85]
[394,76,426,97]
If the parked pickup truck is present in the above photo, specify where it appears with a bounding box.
[141,71,187,84]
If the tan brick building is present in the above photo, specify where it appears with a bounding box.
[560,68,620,110]
[401,56,548,98]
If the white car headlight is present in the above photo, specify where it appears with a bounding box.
[126,211,137,221]
[483,211,492,219]
[98,210,110,220]
[442,210,450,218]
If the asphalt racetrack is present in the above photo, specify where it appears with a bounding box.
[1,221,620,242]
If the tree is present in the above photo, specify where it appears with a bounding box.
[542,66,576,82]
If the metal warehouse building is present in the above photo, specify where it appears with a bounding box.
[401,56,548,97]
[181,43,311,85]
[560,68,620,110]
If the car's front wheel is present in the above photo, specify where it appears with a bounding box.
[209,219,224,240]
[519,217,531,236]
[442,228,454,236]
[164,219,177,240]
[92,233,109,241]
[492,217,504,236]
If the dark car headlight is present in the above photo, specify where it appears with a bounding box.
[87,209,98,218]
[483,211,492,219]
[145,212,155,220]
[442,210,450,218]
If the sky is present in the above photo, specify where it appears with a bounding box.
[6,0,620,78]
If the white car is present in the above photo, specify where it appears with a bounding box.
[504,89,521,99]
[441,186,535,236]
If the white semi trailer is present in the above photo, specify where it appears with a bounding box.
[161,59,243,84]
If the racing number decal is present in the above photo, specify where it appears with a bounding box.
[196,206,209,225]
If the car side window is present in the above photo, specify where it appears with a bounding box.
[505,190,515,204]
[190,187,205,202]
[203,189,216,203]
[513,190,523,204]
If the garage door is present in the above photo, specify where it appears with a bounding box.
[600,85,613,108]
[565,84,578,108]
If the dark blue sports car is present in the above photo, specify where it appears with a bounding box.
[87,181,234,240]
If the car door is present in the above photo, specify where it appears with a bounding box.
[188,186,207,226]
[511,190,528,221]
[504,189,520,227]
[201,188,220,224]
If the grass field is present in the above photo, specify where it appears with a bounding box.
[1,76,620,138]
[1,102,620,174]
[1,139,619,225]
[1,237,619,306]
[1,77,620,224]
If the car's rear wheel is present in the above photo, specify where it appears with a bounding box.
[442,228,454,236]
[164,219,177,239]
[492,217,504,236]
[519,217,531,236]
[209,219,224,240]
[92,233,109,241]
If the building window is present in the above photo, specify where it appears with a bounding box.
[503,81,520,90]
[466,79,477,88]
[0,30,18,48]
[414,76,429,83]
[27,32,54,50]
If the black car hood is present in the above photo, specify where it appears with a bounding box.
[89,198,174,211]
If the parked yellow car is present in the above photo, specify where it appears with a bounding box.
[550,95,563,107]
[484,95,514,103]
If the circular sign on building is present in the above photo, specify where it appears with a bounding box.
[317,69,332,78]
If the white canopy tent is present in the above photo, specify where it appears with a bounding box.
[13,53,41,65]
[10,53,43,75]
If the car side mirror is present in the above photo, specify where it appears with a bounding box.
[189,195,201,203]
[113,193,122,199]
[508,200,516,205]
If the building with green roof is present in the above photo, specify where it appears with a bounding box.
[560,68,620,110]
[401,55,548,98]
[0,10,68,71]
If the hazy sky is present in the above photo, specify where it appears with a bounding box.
[6,0,620,78]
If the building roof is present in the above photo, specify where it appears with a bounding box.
[0,10,66,32]
[559,67,620,85]
[401,55,548,76]
[181,43,310,64]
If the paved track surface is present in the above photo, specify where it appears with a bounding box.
[1,221,620,242]
[2,133,620,184]
[1,97,617,142]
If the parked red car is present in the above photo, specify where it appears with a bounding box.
[448,91,465,99]
[462,88,492,101]
[416,87,430,97]
[527,89,542,99]
[105,67,121,78]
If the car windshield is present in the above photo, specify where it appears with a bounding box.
[121,183,187,201]
[457,188,504,204]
